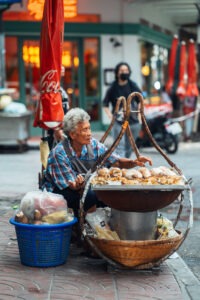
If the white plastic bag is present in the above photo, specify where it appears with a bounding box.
[85,208,110,232]
[20,190,67,220]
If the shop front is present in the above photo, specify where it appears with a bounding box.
[4,30,102,135]
[3,2,172,137]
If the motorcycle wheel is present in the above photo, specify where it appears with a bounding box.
[165,133,178,154]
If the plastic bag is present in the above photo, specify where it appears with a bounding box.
[4,102,27,113]
[42,210,73,224]
[20,190,67,220]
[85,208,109,232]
[156,215,179,239]
[85,208,120,240]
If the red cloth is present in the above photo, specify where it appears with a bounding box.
[186,40,199,97]
[176,42,187,99]
[166,35,179,94]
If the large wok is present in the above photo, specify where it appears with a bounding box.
[92,184,187,212]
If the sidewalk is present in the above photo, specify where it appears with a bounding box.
[0,138,200,299]
[1,209,200,300]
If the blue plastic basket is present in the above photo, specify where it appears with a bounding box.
[9,217,77,267]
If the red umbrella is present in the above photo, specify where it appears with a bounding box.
[165,35,179,94]
[34,0,64,130]
[186,39,199,97]
[176,41,187,99]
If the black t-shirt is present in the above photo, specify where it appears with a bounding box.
[103,80,142,123]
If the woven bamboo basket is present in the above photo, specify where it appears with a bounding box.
[88,231,183,268]
[80,92,193,269]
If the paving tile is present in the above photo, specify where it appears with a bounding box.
[0,211,184,300]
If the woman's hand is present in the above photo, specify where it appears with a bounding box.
[116,155,152,169]
[68,174,85,190]
[134,155,152,166]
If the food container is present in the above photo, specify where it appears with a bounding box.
[0,111,32,144]
[9,217,77,267]
[110,209,157,240]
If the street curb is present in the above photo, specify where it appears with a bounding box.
[167,253,200,300]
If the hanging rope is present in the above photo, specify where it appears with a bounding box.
[100,96,127,143]
[129,92,183,175]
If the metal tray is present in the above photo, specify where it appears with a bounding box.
[92,184,187,212]
[92,184,186,191]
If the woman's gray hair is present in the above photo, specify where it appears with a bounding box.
[63,108,91,135]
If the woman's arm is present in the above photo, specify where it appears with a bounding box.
[113,155,152,169]
[103,106,113,120]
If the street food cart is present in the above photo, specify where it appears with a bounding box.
[0,111,32,146]
[80,92,193,269]
[0,88,32,150]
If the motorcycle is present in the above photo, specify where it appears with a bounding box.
[136,115,182,154]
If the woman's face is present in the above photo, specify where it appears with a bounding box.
[118,65,130,81]
[118,65,129,75]
[70,121,92,145]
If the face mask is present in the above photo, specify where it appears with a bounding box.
[119,73,130,81]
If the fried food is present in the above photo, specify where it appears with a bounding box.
[91,166,185,186]
[109,167,123,178]
[121,177,140,185]
[138,167,151,178]
[91,176,109,185]
[97,167,110,178]
[159,166,178,176]
[123,168,143,179]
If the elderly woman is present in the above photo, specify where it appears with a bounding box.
[43,108,152,216]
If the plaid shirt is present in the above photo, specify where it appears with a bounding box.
[43,137,120,192]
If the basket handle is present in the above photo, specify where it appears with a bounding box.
[125,92,142,159]
[100,96,127,144]
[128,92,182,175]
[91,98,131,172]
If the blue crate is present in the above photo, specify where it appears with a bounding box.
[9,217,77,267]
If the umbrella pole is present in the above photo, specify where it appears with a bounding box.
[38,129,45,189]
[38,129,50,189]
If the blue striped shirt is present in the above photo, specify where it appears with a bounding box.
[43,137,120,192]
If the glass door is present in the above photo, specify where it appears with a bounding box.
[83,37,101,123]
[22,39,40,113]
[62,40,80,109]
